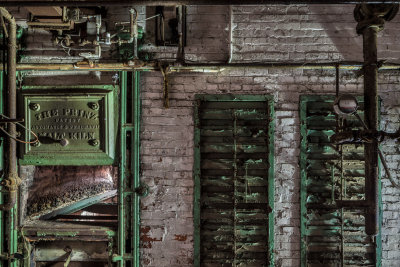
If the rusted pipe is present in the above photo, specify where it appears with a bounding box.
[4,61,400,72]
[128,8,139,59]
[3,0,400,7]
[354,3,398,236]
[0,7,20,211]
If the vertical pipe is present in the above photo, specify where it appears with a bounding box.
[227,5,233,63]
[129,8,138,59]
[177,6,185,62]
[0,7,18,212]
[0,8,19,267]
[363,25,379,236]
[132,71,140,267]
[118,71,127,267]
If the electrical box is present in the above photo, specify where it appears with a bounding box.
[19,85,116,165]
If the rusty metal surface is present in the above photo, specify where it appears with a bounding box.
[300,96,381,266]
[22,220,116,242]
[24,166,116,219]
[195,96,273,267]
[354,3,398,236]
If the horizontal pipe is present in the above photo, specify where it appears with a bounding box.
[3,0,400,6]
[2,61,400,72]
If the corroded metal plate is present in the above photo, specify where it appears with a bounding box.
[20,87,115,165]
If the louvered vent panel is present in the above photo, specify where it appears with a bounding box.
[197,98,272,267]
[300,96,380,267]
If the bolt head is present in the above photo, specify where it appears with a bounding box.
[31,141,40,147]
[29,103,40,111]
[88,102,99,110]
[60,138,69,147]
[90,139,99,146]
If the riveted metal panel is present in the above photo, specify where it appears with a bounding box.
[19,86,116,165]
[194,95,274,267]
[300,95,382,267]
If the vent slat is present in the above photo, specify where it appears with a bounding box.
[301,96,378,266]
[197,98,271,266]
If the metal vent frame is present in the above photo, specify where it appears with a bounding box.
[194,94,275,267]
[300,95,383,267]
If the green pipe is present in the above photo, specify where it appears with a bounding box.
[132,71,140,267]
[118,71,127,267]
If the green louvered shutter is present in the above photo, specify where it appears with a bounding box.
[300,95,382,267]
[194,95,274,267]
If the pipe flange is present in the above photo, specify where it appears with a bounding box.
[354,4,399,34]
[1,171,21,191]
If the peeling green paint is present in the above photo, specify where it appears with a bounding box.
[118,71,140,267]
[36,231,78,237]
[300,95,382,266]
[194,95,274,267]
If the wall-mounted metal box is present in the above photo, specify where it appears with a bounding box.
[19,85,117,165]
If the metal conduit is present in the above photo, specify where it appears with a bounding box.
[2,61,400,72]
[0,7,20,211]
[3,0,400,6]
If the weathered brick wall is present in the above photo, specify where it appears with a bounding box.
[8,4,400,266]
[138,5,400,267]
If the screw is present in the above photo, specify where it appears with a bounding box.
[29,103,40,111]
[88,102,99,110]
[59,138,69,147]
[31,141,40,147]
[89,139,99,146]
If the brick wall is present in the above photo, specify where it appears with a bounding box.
[10,4,400,266]
[137,6,400,266]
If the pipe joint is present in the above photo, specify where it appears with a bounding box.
[1,171,21,192]
[354,4,399,33]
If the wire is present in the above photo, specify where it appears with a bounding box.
[353,112,400,189]
[0,114,39,144]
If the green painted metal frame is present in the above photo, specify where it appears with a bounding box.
[193,94,275,267]
[19,85,117,166]
[117,71,140,267]
[299,95,383,267]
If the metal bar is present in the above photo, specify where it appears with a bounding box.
[0,118,23,123]
[267,96,275,267]
[39,190,117,220]
[299,97,308,267]
[193,97,201,267]
[4,0,400,6]
[132,71,140,267]
[233,111,237,266]
[306,200,369,209]
[118,71,127,267]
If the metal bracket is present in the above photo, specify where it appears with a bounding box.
[135,183,149,197]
